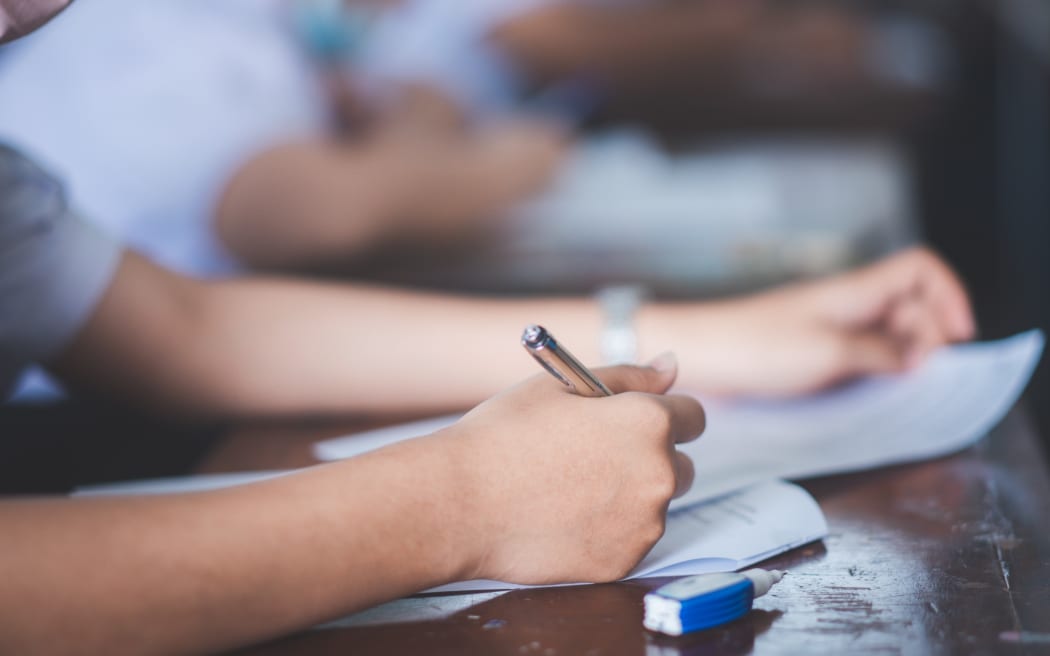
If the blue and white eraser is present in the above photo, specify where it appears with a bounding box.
[643,569,785,636]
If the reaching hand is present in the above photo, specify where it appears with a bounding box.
[663,248,976,396]
[374,117,569,243]
[445,355,704,585]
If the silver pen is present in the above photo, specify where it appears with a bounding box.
[521,324,613,397]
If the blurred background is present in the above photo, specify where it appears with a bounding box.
[1,0,1047,462]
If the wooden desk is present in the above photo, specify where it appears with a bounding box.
[202,410,1050,655]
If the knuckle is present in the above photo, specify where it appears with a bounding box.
[618,392,661,422]
[638,395,674,434]
[824,335,853,368]
[642,517,667,549]
[643,458,678,502]
[657,472,677,501]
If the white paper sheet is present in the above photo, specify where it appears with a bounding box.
[314,415,462,464]
[314,330,1044,510]
[75,471,290,497]
[427,479,827,593]
[674,329,1043,507]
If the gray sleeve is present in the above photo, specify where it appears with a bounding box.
[0,144,121,394]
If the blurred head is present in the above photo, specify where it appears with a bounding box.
[0,0,72,43]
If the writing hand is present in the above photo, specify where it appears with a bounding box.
[446,355,704,585]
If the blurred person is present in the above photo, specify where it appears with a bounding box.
[0,0,927,278]
[0,0,568,278]
[340,0,928,125]
[223,0,932,271]
[0,2,975,410]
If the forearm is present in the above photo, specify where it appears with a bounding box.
[0,440,472,655]
[52,253,732,418]
[50,252,604,417]
[493,3,761,90]
[189,276,608,416]
[195,280,747,415]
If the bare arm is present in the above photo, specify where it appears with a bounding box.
[0,443,469,655]
[215,123,566,272]
[491,2,868,97]
[49,251,608,417]
[0,364,701,655]
[491,2,766,89]
[49,247,974,419]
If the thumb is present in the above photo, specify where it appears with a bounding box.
[593,352,679,395]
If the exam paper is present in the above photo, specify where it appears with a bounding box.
[314,330,1044,510]
[427,479,827,593]
[674,329,1043,508]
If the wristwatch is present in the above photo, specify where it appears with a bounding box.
[597,285,646,365]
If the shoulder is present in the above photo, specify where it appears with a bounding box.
[0,143,68,245]
[0,143,122,366]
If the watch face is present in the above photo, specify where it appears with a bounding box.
[598,285,644,365]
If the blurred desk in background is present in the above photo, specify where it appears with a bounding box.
[201,408,1050,655]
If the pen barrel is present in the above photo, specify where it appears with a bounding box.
[535,347,611,397]
[522,325,612,397]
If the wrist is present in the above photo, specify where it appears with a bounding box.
[420,425,493,583]
[332,430,484,588]
[596,285,646,364]
[635,300,740,390]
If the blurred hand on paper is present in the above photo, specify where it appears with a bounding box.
[661,247,976,396]
[447,356,704,585]
[377,117,569,241]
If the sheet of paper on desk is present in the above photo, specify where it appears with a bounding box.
[314,330,1044,510]
[426,479,827,593]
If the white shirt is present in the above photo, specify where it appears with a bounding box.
[356,0,559,117]
[0,0,327,275]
